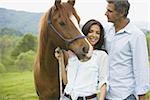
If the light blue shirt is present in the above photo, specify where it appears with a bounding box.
[104,22,150,99]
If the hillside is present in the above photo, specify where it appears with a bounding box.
[0,8,149,35]
[0,8,42,34]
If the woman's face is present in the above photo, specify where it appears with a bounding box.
[87,24,100,46]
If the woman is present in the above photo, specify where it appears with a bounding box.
[55,19,108,100]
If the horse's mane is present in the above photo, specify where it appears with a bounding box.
[35,3,80,68]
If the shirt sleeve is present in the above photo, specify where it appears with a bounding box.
[97,51,109,92]
[132,33,150,95]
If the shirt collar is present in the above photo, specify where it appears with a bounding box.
[115,20,135,35]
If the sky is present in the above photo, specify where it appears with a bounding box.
[0,0,150,30]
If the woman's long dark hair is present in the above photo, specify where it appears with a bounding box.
[82,19,105,50]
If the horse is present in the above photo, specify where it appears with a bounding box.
[34,0,93,99]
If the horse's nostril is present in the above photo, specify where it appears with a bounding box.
[82,46,88,53]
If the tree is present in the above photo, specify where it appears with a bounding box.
[11,33,37,58]
[0,35,18,68]
[0,27,22,36]
[14,50,36,71]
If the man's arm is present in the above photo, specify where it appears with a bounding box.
[132,33,150,98]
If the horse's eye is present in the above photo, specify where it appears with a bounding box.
[59,21,66,26]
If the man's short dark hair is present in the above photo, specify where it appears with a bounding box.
[106,0,130,17]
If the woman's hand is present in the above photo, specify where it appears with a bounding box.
[55,47,64,61]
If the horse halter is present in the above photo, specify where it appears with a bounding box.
[48,17,86,45]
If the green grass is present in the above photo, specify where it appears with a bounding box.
[0,71,150,100]
[0,71,38,100]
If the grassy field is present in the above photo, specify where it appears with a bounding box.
[0,71,38,100]
[0,71,150,100]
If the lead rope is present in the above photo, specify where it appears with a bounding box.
[55,47,63,99]
[59,61,63,97]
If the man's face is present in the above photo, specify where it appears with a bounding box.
[105,3,122,23]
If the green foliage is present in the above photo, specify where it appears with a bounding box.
[0,27,23,36]
[11,33,37,59]
[1,55,14,71]
[14,50,36,71]
[0,35,20,71]
[146,92,150,100]
[0,33,37,72]
[0,63,6,73]
[146,32,150,61]
[0,35,17,55]
[0,71,38,99]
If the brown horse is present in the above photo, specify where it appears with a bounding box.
[34,0,93,99]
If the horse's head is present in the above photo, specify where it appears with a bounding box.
[48,0,93,61]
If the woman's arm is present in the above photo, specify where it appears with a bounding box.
[55,47,68,85]
[98,51,109,100]
[99,83,107,100]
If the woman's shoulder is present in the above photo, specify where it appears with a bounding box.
[93,49,108,60]
[93,50,108,63]
[94,49,108,55]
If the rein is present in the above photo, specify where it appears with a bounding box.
[48,18,86,45]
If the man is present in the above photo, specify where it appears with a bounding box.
[104,0,150,100]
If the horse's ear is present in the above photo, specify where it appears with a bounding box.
[68,0,75,6]
[55,0,61,8]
